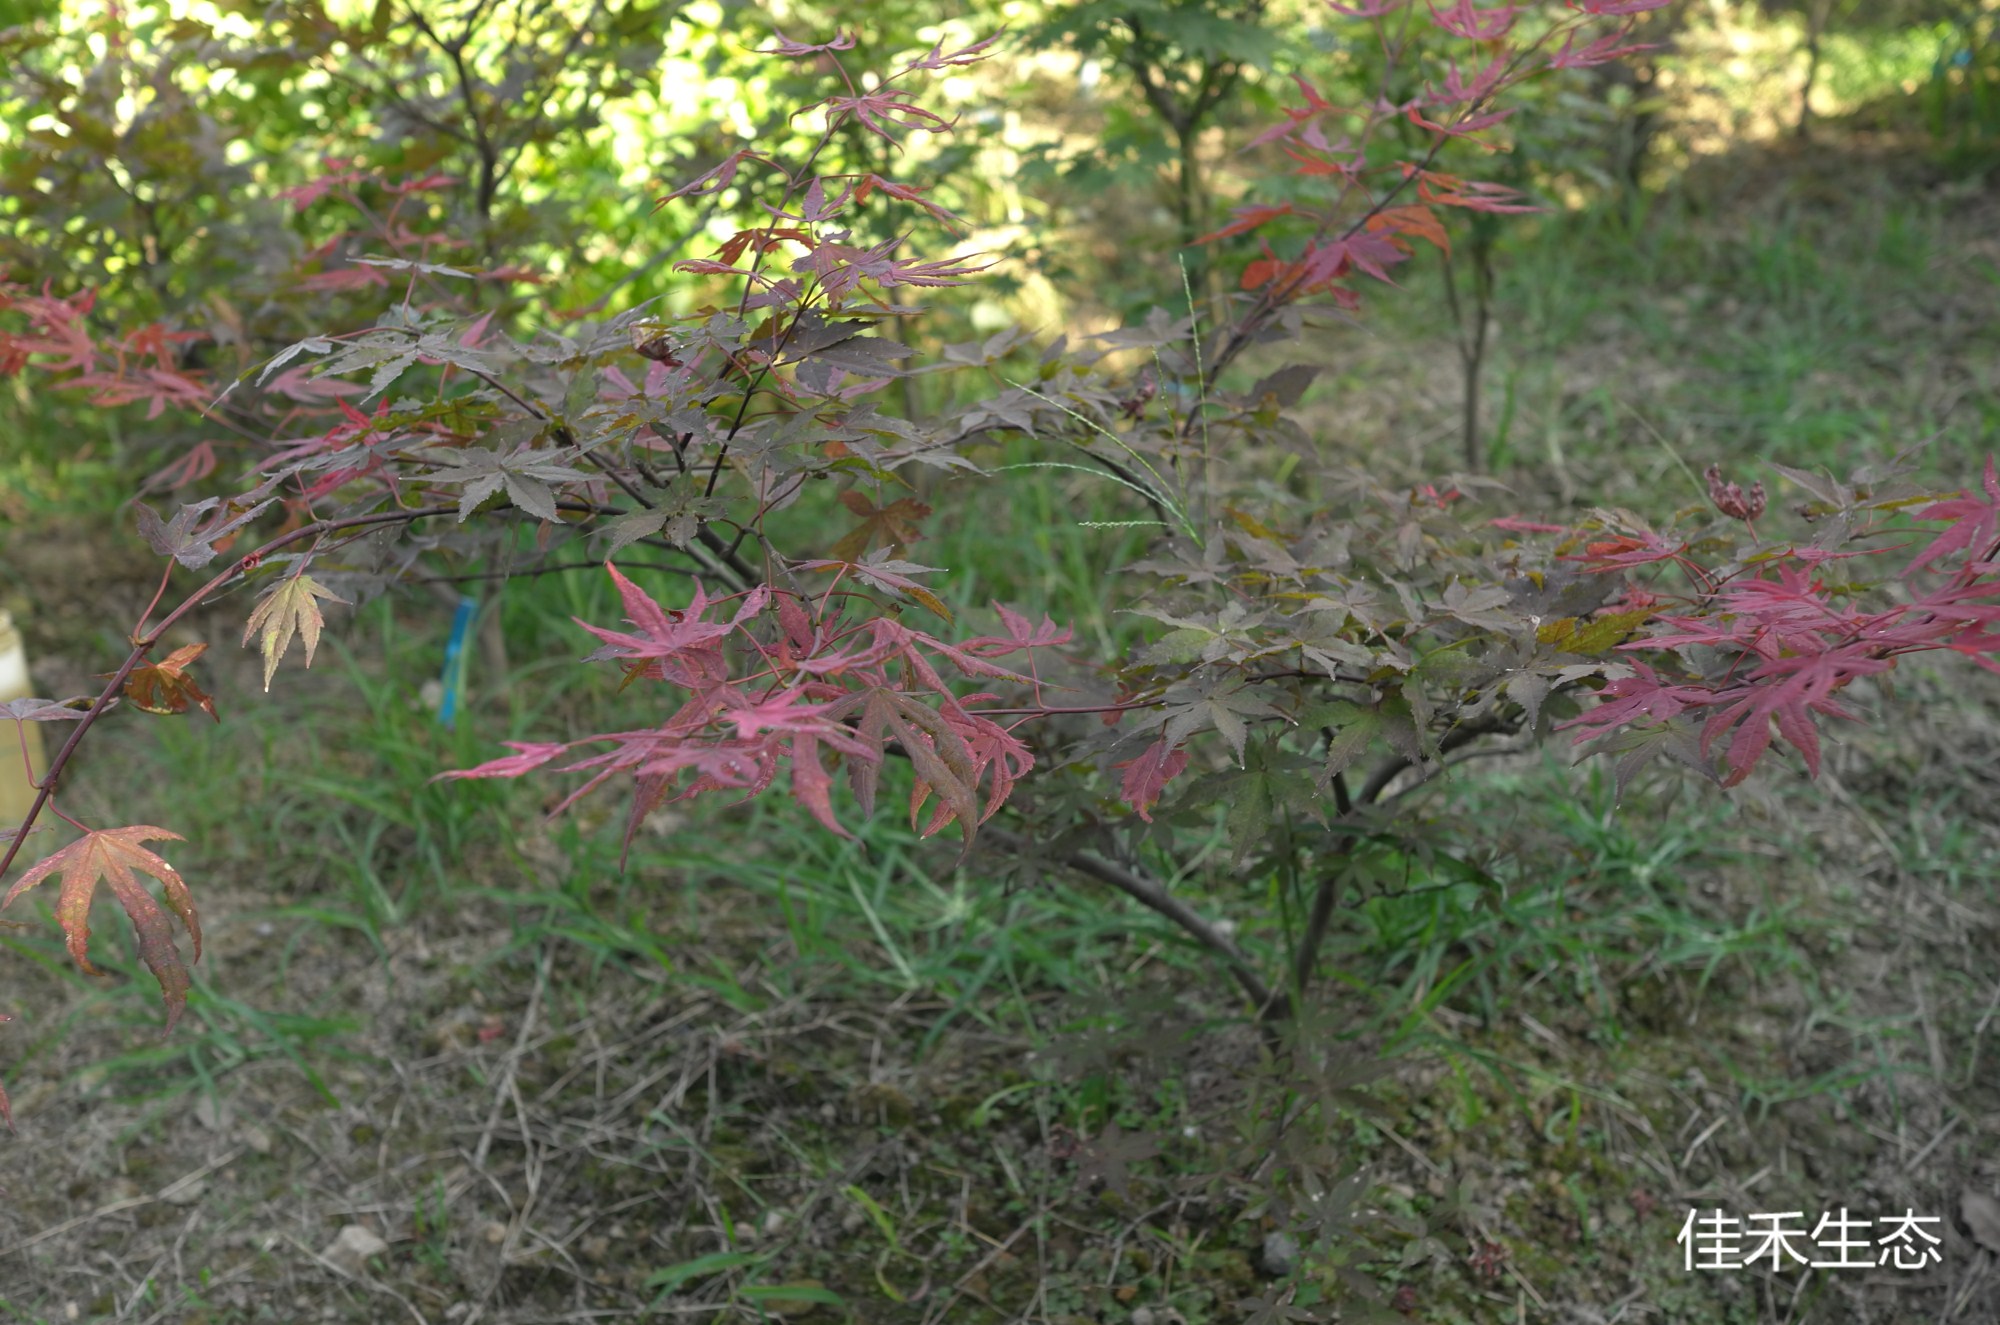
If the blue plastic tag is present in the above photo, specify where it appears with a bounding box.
[439,595,477,728]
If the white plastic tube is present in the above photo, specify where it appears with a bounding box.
[0,611,48,825]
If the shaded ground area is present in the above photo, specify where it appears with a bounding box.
[2,126,1998,1324]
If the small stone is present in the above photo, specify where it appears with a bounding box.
[1131,1308,1156,1325]
[239,1122,274,1155]
[481,1220,507,1245]
[161,1177,207,1206]
[321,1224,389,1275]
[1257,1231,1299,1277]
[1962,1189,2000,1255]
[192,1095,230,1132]
[762,1208,787,1238]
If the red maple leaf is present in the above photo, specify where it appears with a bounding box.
[2,826,202,1033]
[118,643,220,721]
[825,91,956,143]
[70,366,209,419]
[1560,660,1719,735]
[762,29,856,57]
[961,602,1075,657]
[435,740,572,781]
[1905,456,2000,575]
[575,566,767,684]
[1700,645,1893,783]
[1549,27,1652,69]
[1196,203,1296,245]
[1115,739,1190,822]
[1428,0,1521,40]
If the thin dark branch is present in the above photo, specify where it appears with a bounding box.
[1119,19,1190,135]
[1282,713,1522,1014]
[0,504,457,879]
[981,827,1278,1016]
[410,558,694,584]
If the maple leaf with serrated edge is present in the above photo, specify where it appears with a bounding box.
[1155,676,1285,764]
[829,491,930,562]
[576,567,768,687]
[1562,660,1716,740]
[941,709,1034,826]
[1366,204,1450,257]
[242,574,347,691]
[1,826,200,1033]
[414,443,588,523]
[434,741,571,781]
[795,553,955,623]
[1559,526,1691,574]
[1115,739,1189,822]
[1582,717,1721,799]
[960,601,1074,657]
[1,697,91,722]
[134,497,275,571]
[847,687,982,855]
[118,643,219,721]
[1699,646,1892,783]
[852,173,963,227]
[1187,740,1326,864]
[1905,456,2000,575]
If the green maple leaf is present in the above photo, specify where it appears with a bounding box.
[413,443,588,522]
[1584,716,1722,799]
[1180,737,1324,863]
[242,573,347,691]
[1314,701,1381,789]
[1154,675,1283,764]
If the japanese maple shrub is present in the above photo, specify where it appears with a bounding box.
[5,1,2000,1144]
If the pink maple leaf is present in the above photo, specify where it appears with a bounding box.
[1700,646,1892,783]
[435,741,572,781]
[1905,456,2000,575]
[574,566,767,680]
[762,29,856,56]
[897,31,1004,73]
[1569,0,1670,13]
[1114,739,1190,822]
[1428,0,1522,40]
[1560,660,1720,737]
[961,602,1075,657]
[1549,28,1652,69]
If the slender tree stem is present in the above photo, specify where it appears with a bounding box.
[0,505,454,879]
